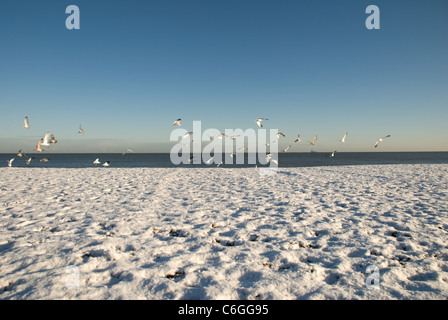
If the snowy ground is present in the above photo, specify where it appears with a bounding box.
[1,164,448,300]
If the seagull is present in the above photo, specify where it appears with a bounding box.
[255,118,268,128]
[189,156,195,163]
[374,135,391,148]
[230,152,237,158]
[230,135,240,140]
[340,132,348,143]
[102,161,110,167]
[26,157,34,165]
[41,132,51,147]
[122,149,134,155]
[173,119,182,126]
[206,157,214,164]
[217,133,227,139]
[217,161,223,167]
[266,153,272,163]
[277,132,285,138]
[308,135,318,146]
[7,158,14,167]
[282,145,291,152]
[79,125,85,135]
[34,139,43,152]
[40,158,50,162]
[50,134,57,144]
[23,116,31,129]
[183,132,193,139]
[326,150,336,158]
[209,133,215,141]
[239,146,248,151]
[294,135,302,143]
[17,149,24,157]
[93,158,101,165]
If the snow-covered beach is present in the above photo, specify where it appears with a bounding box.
[1,164,447,300]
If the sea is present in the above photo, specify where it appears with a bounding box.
[1,152,448,168]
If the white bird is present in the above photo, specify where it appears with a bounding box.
[266,153,272,163]
[50,134,57,144]
[93,158,101,165]
[183,132,193,139]
[17,149,24,157]
[102,161,110,167]
[374,135,391,148]
[23,116,31,129]
[230,152,237,158]
[239,146,248,151]
[209,133,215,141]
[173,119,182,126]
[277,132,285,138]
[326,150,336,158]
[217,133,227,139]
[283,145,291,152]
[230,135,240,140]
[206,157,214,164]
[79,125,85,135]
[189,156,195,163]
[217,161,223,167]
[34,139,43,152]
[7,158,14,167]
[255,118,268,128]
[341,132,348,143]
[122,149,134,155]
[41,132,51,147]
[294,135,302,143]
[308,135,318,146]
[26,157,34,165]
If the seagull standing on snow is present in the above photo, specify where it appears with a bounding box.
[23,116,31,129]
[255,118,268,128]
[173,119,182,126]
[374,135,391,148]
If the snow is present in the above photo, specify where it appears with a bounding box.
[1,164,448,299]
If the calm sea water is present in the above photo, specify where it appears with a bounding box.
[1,152,447,168]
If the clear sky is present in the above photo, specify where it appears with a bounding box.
[0,0,447,153]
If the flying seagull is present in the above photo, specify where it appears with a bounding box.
[340,132,348,143]
[230,135,240,140]
[255,118,268,128]
[173,119,182,126]
[93,158,101,165]
[122,149,134,155]
[206,157,214,164]
[7,158,14,167]
[294,135,302,143]
[217,133,227,139]
[26,156,34,165]
[183,132,193,139]
[40,132,51,147]
[23,116,31,129]
[326,151,336,158]
[102,161,110,167]
[79,125,85,135]
[277,132,285,138]
[34,139,43,152]
[217,161,223,167]
[50,134,57,144]
[308,135,318,146]
[17,149,24,157]
[374,135,391,148]
[282,145,291,152]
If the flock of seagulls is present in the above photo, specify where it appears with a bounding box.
[5,115,391,167]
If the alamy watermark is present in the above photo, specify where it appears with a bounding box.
[169,120,279,174]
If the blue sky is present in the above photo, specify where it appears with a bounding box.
[0,0,447,153]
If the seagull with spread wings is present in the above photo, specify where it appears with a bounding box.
[374,135,391,148]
